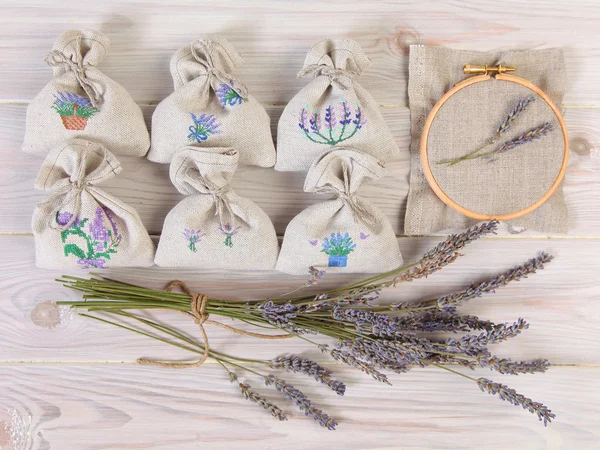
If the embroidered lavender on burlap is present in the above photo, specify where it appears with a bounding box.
[57,206,121,268]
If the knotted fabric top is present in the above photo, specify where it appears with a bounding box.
[298,38,371,89]
[44,29,109,107]
[170,35,247,98]
[34,139,122,231]
[170,147,243,228]
[304,148,385,226]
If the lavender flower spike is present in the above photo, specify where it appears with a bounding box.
[496,95,536,136]
[229,373,287,421]
[265,375,338,430]
[269,355,346,396]
[477,378,555,426]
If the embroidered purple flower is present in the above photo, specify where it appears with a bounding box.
[52,91,99,119]
[215,83,244,107]
[102,206,120,241]
[56,211,75,227]
[76,258,107,269]
[183,228,206,253]
[299,100,364,145]
[219,223,241,248]
[89,207,109,242]
[338,100,352,126]
[321,232,356,257]
[188,113,222,143]
[58,207,121,269]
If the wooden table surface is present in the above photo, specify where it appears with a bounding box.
[1,1,599,448]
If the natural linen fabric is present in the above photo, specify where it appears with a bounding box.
[275,38,400,172]
[276,148,402,274]
[32,139,155,269]
[23,29,150,157]
[148,36,276,167]
[405,45,568,234]
[154,147,279,270]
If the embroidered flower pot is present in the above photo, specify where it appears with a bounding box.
[148,36,276,167]
[328,254,348,267]
[276,148,402,274]
[23,29,150,156]
[275,39,400,172]
[154,147,279,270]
[61,115,87,130]
[32,139,155,269]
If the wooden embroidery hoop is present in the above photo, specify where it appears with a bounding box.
[420,64,569,221]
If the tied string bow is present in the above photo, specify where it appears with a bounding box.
[314,162,378,227]
[46,142,110,231]
[190,40,248,101]
[190,168,238,231]
[137,280,293,369]
[44,36,103,108]
[297,64,360,90]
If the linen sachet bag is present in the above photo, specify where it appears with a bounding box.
[32,140,155,269]
[275,38,400,172]
[148,36,276,167]
[23,29,150,157]
[276,148,402,274]
[154,147,279,269]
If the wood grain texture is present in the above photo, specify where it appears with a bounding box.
[2,0,600,106]
[1,1,599,448]
[1,105,598,236]
[1,235,598,364]
[0,364,598,450]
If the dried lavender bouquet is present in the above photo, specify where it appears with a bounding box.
[57,220,555,430]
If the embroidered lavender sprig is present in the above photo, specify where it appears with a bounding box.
[188,113,222,143]
[215,83,244,107]
[299,100,365,145]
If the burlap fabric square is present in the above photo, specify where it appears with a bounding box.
[405,46,568,234]
[23,29,150,157]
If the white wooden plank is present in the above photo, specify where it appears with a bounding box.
[1,0,600,105]
[0,104,598,235]
[1,235,598,364]
[0,364,597,449]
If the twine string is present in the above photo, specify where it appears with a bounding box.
[44,36,103,108]
[136,280,294,369]
[313,162,378,226]
[190,40,248,100]
[297,64,359,90]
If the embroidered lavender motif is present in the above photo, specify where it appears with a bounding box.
[52,91,99,130]
[183,229,206,253]
[299,100,366,145]
[215,83,244,107]
[321,232,356,268]
[220,223,241,248]
[188,113,222,143]
[57,206,121,268]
